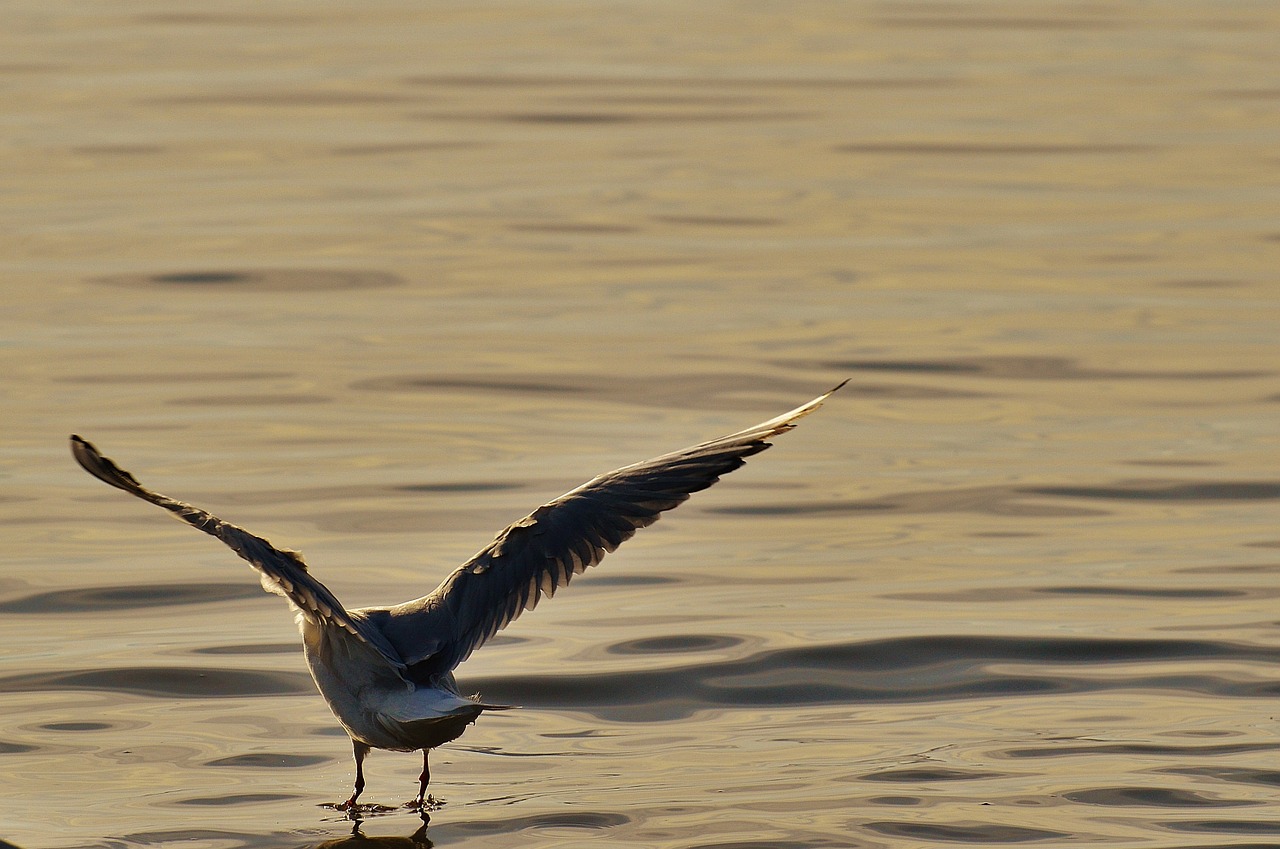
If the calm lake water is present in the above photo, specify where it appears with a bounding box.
[4,2,1280,847]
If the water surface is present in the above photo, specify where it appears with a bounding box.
[3,1,1280,847]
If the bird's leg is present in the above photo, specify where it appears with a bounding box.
[415,749,431,808]
[340,740,370,811]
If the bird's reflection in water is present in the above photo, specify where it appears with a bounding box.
[314,819,432,848]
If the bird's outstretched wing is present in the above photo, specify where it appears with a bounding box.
[380,382,846,678]
[69,435,407,673]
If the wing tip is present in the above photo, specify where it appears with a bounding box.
[816,377,849,405]
[69,434,153,499]
[69,433,93,461]
[763,378,848,435]
[70,433,134,491]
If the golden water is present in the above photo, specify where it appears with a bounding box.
[3,2,1280,846]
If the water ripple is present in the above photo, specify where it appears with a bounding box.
[1026,482,1280,501]
[0,667,313,698]
[711,477,1280,521]
[864,821,1068,842]
[707,484,1108,519]
[859,767,1007,782]
[205,753,328,768]
[7,636,1277,717]
[93,268,402,292]
[0,583,263,614]
[465,635,1280,720]
[803,355,1270,381]
[1159,819,1280,835]
[1161,767,1280,788]
[442,811,630,836]
[174,793,302,806]
[1006,741,1280,759]
[1064,786,1254,807]
[350,372,851,412]
[606,634,743,655]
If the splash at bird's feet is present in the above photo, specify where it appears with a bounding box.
[406,794,446,812]
[320,800,401,820]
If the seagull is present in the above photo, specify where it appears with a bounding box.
[69,382,844,810]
